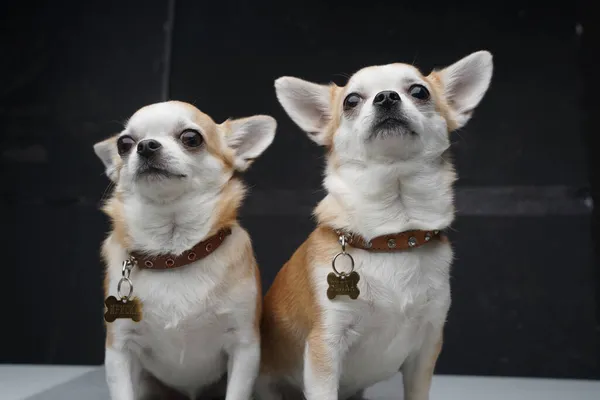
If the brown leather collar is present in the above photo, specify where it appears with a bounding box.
[131,227,232,270]
[335,228,444,251]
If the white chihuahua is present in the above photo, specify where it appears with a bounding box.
[94,101,276,400]
[258,51,493,400]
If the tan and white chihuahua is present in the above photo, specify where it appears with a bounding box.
[258,51,493,400]
[94,101,276,400]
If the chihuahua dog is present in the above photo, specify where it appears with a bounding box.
[258,51,493,400]
[94,101,276,400]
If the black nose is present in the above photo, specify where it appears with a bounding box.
[373,91,401,109]
[137,139,162,158]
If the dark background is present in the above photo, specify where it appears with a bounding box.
[1,0,598,380]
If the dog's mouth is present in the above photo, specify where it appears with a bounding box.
[136,163,186,179]
[369,116,415,140]
[377,117,408,128]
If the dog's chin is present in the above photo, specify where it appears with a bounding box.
[368,117,415,141]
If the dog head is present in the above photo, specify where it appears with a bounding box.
[92,100,276,249]
[94,101,275,202]
[274,51,492,164]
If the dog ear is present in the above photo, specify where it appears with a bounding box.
[432,50,493,129]
[222,115,277,171]
[93,136,120,182]
[274,76,336,146]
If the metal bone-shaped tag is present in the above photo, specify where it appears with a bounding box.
[327,271,360,300]
[104,296,142,322]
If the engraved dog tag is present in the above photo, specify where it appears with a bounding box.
[327,271,360,300]
[104,296,142,322]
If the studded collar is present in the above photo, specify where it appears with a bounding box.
[131,227,232,270]
[333,228,444,251]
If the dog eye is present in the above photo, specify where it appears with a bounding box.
[117,135,136,156]
[180,129,203,148]
[343,93,362,110]
[409,84,430,100]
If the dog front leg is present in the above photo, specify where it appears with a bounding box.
[401,328,444,400]
[225,329,261,400]
[105,346,145,400]
[303,328,344,400]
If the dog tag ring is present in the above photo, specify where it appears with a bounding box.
[104,258,143,323]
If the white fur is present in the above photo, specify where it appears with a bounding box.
[94,138,119,182]
[267,51,493,400]
[104,227,260,400]
[305,242,452,400]
[227,115,277,171]
[274,77,332,145]
[437,51,493,128]
[96,102,276,400]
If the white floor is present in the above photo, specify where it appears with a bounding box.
[0,365,97,399]
[367,373,600,400]
[0,365,598,400]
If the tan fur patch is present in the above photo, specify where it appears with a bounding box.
[260,242,314,374]
[260,226,339,374]
[322,84,344,147]
[102,195,130,248]
[209,178,246,237]
[175,101,237,170]
[425,72,458,132]
[224,234,262,337]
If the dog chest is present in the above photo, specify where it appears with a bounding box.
[109,267,239,393]
[316,243,452,394]
[133,311,230,393]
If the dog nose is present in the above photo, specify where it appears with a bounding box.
[373,91,401,108]
[137,139,162,158]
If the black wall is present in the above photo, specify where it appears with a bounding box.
[1,0,597,380]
